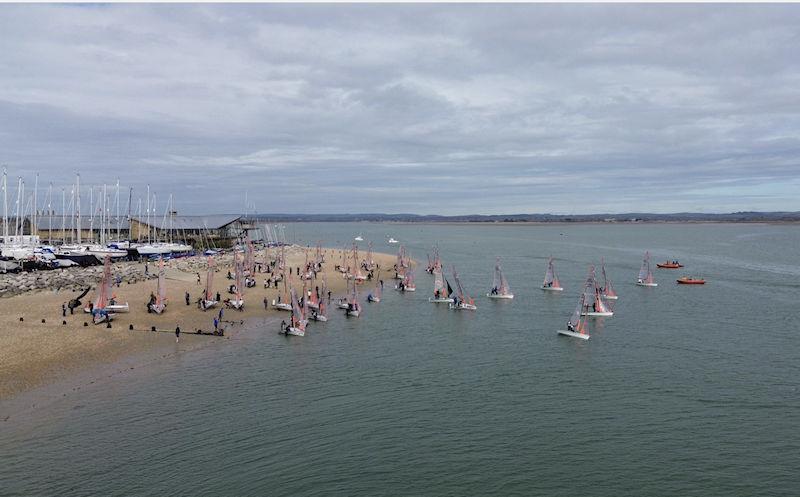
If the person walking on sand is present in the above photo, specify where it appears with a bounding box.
[213,317,219,332]
[185,291,190,306]
[175,326,181,343]
[218,308,224,321]
[196,272,201,285]
[62,302,67,317]
[263,297,268,310]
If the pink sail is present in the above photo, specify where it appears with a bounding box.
[543,257,561,288]
[205,257,215,301]
[156,256,167,307]
[492,257,512,295]
[638,251,655,284]
[601,258,617,298]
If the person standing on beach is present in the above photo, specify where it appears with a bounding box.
[213,317,219,333]
[196,272,201,285]
[175,326,181,343]
[62,302,67,317]
[185,292,190,305]
[145,262,149,276]
[218,308,224,321]
[263,297,268,309]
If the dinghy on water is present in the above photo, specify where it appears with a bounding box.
[147,256,167,314]
[429,263,454,303]
[449,266,477,310]
[345,278,361,317]
[487,257,514,299]
[581,266,614,317]
[367,274,382,303]
[599,258,618,300]
[541,257,564,291]
[388,237,399,244]
[396,268,416,292]
[309,282,328,321]
[557,293,591,340]
[636,251,658,287]
[354,233,364,242]
[279,289,306,337]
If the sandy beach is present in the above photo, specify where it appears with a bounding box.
[0,246,397,400]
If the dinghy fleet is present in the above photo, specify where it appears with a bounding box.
[277,239,705,342]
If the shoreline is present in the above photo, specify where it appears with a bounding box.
[0,245,397,402]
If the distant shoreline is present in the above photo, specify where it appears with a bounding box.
[247,219,800,225]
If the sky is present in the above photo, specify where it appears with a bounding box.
[1,3,799,215]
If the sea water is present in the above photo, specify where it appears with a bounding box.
[2,223,799,496]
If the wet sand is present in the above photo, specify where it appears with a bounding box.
[0,246,396,400]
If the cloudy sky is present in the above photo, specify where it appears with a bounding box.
[1,3,799,215]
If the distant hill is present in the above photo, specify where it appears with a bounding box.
[244,211,800,223]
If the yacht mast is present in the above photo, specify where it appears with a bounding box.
[76,174,81,245]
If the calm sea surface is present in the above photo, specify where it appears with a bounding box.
[2,223,799,496]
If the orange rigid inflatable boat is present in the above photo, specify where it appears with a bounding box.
[677,277,706,285]
[657,261,684,269]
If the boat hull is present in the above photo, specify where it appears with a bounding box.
[201,300,218,310]
[272,302,292,311]
[636,282,658,287]
[429,297,454,303]
[55,253,99,267]
[602,294,619,300]
[449,303,477,311]
[309,314,327,322]
[284,327,305,336]
[557,330,590,340]
[582,311,613,317]
[486,293,514,299]
[541,286,564,292]
[107,303,129,313]
[677,279,705,285]
[346,309,360,317]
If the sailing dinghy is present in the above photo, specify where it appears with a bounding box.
[487,257,514,299]
[599,258,618,300]
[367,275,382,303]
[449,266,477,310]
[636,251,658,287]
[541,257,564,291]
[557,293,591,340]
[201,257,218,310]
[148,256,167,314]
[272,272,293,311]
[279,289,306,336]
[86,256,121,323]
[429,264,454,303]
[581,267,614,317]
[228,251,244,310]
[345,278,361,317]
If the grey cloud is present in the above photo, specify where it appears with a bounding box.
[0,4,799,215]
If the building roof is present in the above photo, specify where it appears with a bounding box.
[7,215,131,231]
[131,215,241,230]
